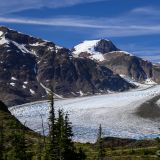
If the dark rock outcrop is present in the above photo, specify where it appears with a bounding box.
[94,39,119,53]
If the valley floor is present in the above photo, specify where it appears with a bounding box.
[10,85,160,143]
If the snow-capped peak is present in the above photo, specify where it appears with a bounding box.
[72,39,110,61]
[73,39,102,54]
[72,39,112,54]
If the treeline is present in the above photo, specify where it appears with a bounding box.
[0,93,105,160]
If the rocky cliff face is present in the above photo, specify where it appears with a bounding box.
[152,65,160,83]
[102,51,153,82]
[94,39,119,53]
[0,27,134,106]
[72,40,160,83]
[102,51,160,83]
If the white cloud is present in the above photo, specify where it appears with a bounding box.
[0,0,106,15]
[1,13,160,38]
[97,25,160,37]
[131,7,160,16]
[0,5,160,38]
[0,16,107,28]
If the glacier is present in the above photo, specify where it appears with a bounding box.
[10,85,160,143]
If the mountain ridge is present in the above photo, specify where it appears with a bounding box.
[0,26,134,106]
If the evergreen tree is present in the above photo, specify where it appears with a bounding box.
[63,113,76,160]
[97,124,105,160]
[46,91,86,160]
[64,113,74,144]
[56,109,65,160]
[0,121,5,160]
[63,112,86,160]
[39,114,46,159]
[45,91,59,160]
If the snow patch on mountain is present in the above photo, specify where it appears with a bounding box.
[79,90,84,96]
[120,75,144,88]
[24,81,28,84]
[0,36,9,45]
[108,51,133,56]
[11,77,17,81]
[12,41,30,53]
[10,83,15,86]
[30,42,46,47]
[72,40,105,61]
[40,82,51,94]
[39,82,63,99]
[144,78,157,85]
[22,85,26,89]
[120,75,157,88]
[12,41,39,57]
[30,89,35,95]
[55,45,63,49]
[0,31,3,37]
[73,40,100,54]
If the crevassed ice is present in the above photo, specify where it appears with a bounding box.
[10,85,160,143]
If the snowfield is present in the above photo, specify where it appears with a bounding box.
[10,85,160,143]
[72,40,105,61]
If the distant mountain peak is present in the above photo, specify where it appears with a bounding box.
[72,39,119,61]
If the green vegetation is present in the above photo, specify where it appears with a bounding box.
[76,142,160,160]
[0,101,40,159]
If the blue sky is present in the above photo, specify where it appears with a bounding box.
[0,0,160,63]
